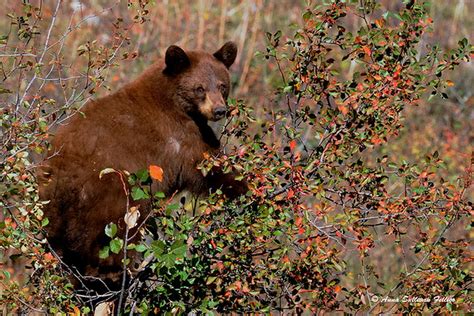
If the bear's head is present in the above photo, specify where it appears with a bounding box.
[163,42,237,121]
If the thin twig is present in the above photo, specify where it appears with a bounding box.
[18,0,61,108]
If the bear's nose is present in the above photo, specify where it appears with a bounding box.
[213,106,226,119]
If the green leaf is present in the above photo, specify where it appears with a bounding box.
[41,218,49,227]
[302,11,312,21]
[109,238,124,254]
[274,30,282,41]
[151,240,165,256]
[160,253,177,268]
[127,174,137,186]
[136,169,150,183]
[208,300,219,308]
[135,244,147,252]
[155,240,188,268]
[105,222,117,238]
[206,276,217,285]
[131,186,150,200]
[155,191,165,199]
[412,187,427,194]
[170,240,187,257]
[178,271,188,280]
[458,38,468,48]
[99,246,110,259]
[165,203,180,216]
[283,85,292,93]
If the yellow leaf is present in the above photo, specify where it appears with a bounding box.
[99,168,117,179]
[124,206,140,229]
[94,301,114,315]
[149,165,163,182]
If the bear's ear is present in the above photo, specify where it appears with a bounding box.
[213,41,237,68]
[164,45,191,75]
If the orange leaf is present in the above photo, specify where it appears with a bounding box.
[338,104,349,115]
[371,136,383,145]
[149,165,163,182]
[68,306,80,316]
[216,261,224,272]
[43,252,55,262]
[362,45,371,56]
[295,216,303,227]
[234,280,242,291]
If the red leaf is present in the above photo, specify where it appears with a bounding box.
[210,239,217,249]
[290,139,297,152]
[287,189,295,199]
[216,261,224,272]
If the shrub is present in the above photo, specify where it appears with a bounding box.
[1,0,472,314]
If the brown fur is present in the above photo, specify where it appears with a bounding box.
[38,42,246,288]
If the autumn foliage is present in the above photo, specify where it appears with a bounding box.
[1,0,473,314]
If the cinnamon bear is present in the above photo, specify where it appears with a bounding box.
[38,42,247,289]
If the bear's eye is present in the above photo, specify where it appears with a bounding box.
[219,84,227,94]
[195,86,205,95]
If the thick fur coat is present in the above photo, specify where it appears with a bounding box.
[38,42,246,286]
